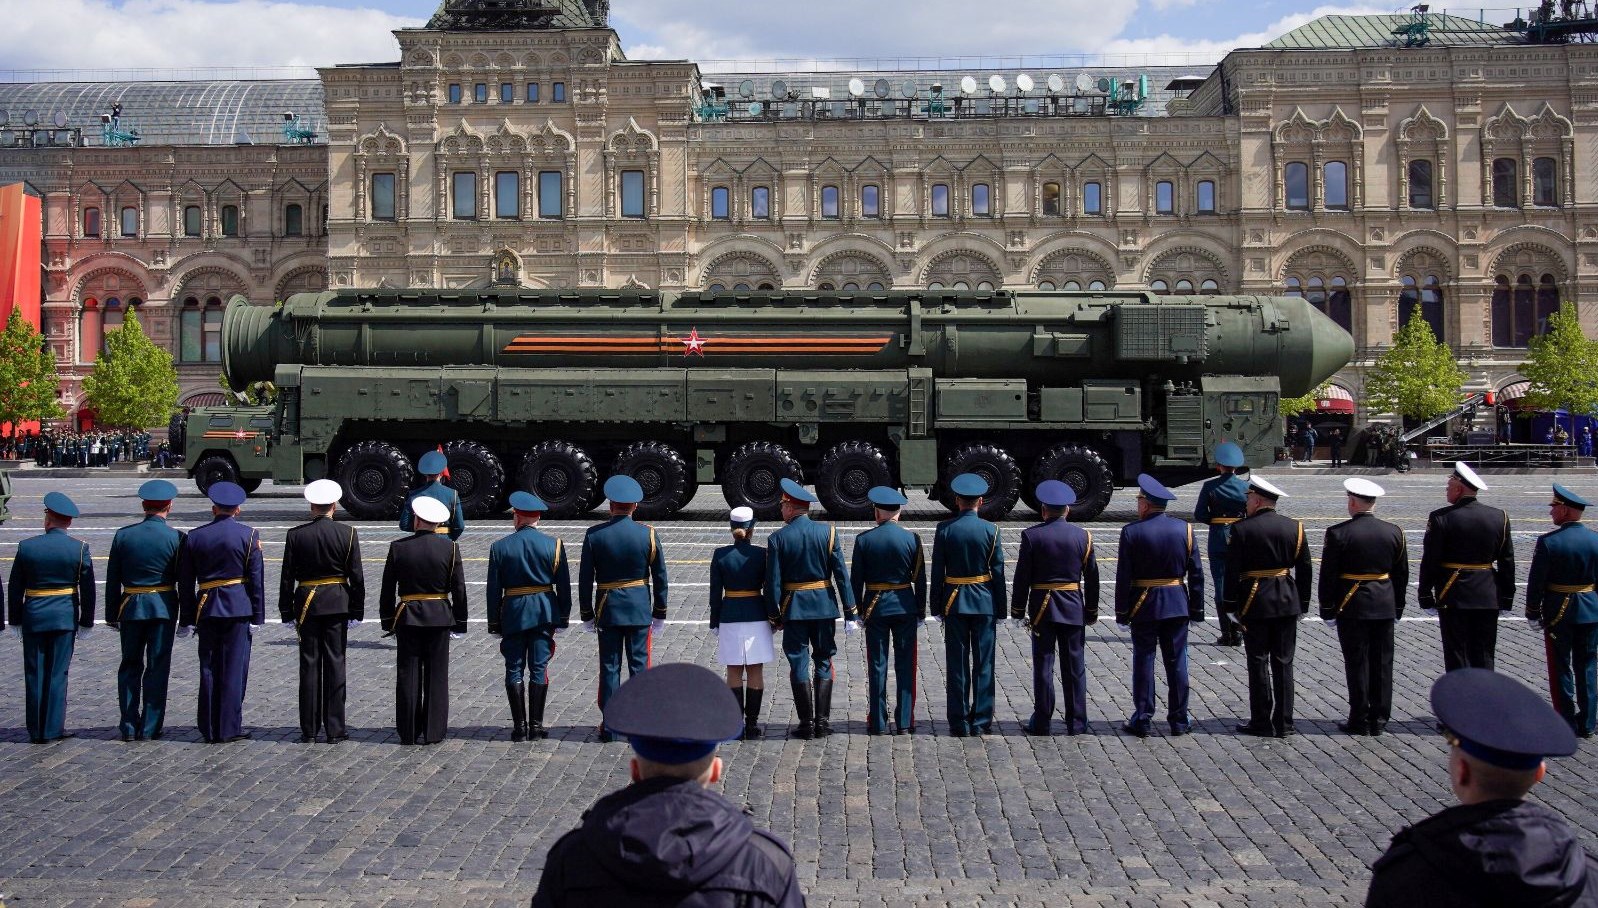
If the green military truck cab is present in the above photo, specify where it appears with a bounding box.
[184,406,283,495]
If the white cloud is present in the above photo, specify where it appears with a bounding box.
[0,0,423,73]
[1101,4,1392,62]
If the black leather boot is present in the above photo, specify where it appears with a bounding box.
[528,682,548,740]
[506,681,528,742]
[791,681,814,740]
[732,688,747,739]
[744,688,764,739]
[813,678,833,738]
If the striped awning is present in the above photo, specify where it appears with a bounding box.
[1496,381,1530,401]
[1315,385,1354,414]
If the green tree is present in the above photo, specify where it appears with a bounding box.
[82,311,179,429]
[1365,305,1468,420]
[0,307,64,433]
[1520,301,1598,439]
[1280,381,1331,419]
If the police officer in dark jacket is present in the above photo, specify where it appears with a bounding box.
[1223,475,1312,738]
[850,486,927,736]
[380,495,469,745]
[178,481,266,744]
[1319,478,1407,737]
[5,491,95,743]
[531,663,805,908]
[1013,480,1099,736]
[1367,668,1598,907]
[1115,475,1204,738]
[1419,462,1515,671]
[1192,442,1249,647]
[105,480,186,742]
[1526,483,1598,739]
[279,479,365,744]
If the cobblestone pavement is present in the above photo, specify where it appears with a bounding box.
[0,471,1592,906]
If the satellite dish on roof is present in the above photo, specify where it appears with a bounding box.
[1047,74,1064,93]
[0,110,8,126]
[959,76,978,94]
[770,79,788,99]
[988,75,1006,93]
[848,78,865,98]
[22,110,37,126]
[738,80,755,98]
[748,101,764,116]
[1015,74,1034,93]
[1097,77,1112,93]
[900,80,917,98]
[52,111,67,128]
[874,78,892,98]
[1075,73,1095,92]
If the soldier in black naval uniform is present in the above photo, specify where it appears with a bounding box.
[178,481,266,744]
[1367,668,1598,906]
[531,663,804,907]
[5,491,95,743]
[279,479,365,744]
[1192,442,1249,647]
[1419,462,1515,671]
[380,495,469,744]
[105,480,186,742]
[1012,480,1099,736]
[849,486,927,735]
[1223,474,1313,738]
[1319,478,1408,737]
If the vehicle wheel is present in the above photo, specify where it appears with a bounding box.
[722,441,803,520]
[516,440,599,519]
[335,441,415,520]
[940,443,1022,521]
[582,478,607,514]
[817,440,893,519]
[612,441,693,519]
[192,455,240,496]
[442,440,506,519]
[1030,443,1115,521]
[237,478,264,494]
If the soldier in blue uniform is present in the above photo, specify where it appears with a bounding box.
[105,480,186,742]
[580,475,668,742]
[5,491,95,743]
[933,473,1006,737]
[1012,480,1099,736]
[1367,669,1597,906]
[399,450,465,541]
[767,478,854,740]
[487,491,572,741]
[850,487,927,736]
[1115,475,1204,738]
[1192,442,1249,647]
[709,506,774,739]
[1527,483,1598,738]
[279,479,365,744]
[177,481,265,743]
[380,495,469,745]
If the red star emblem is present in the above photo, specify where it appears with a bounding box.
[234,430,253,440]
[681,328,707,357]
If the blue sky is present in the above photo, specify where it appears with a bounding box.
[0,0,1459,73]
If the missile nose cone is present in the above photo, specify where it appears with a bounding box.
[1306,302,1356,393]
[1276,296,1355,398]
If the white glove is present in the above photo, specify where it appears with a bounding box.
[176,625,194,638]
[1530,618,1545,632]
[707,625,719,637]
[1324,619,1337,631]
[449,632,463,640]
[287,621,297,631]
[844,619,860,637]
[582,621,597,635]
[650,618,666,637]
[553,625,567,637]
[924,615,941,626]
[346,619,361,630]
[1422,608,1439,618]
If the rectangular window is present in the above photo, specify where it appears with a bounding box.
[474,83,488,103]
[180,307,201,362]
[83,207,100,237]
[1155,180,1174,214]
[751,186,770,219]
[1083,181,1102,215]
[203,307,222,362]
[284,203,303,237]
[1533,157,1558,206]
[1493,157,1519,208]
[1042,182,1060,216]
[120,206,138,237]
[221,204,239,236]
[371,173,396,220]
[861,184,880,218]
[452,172,477,220]
[1196,180,1215,213]
[495,171,520,219]
[931,183,949,217]
[538,171,563,218]
[972,183,991,217]
[552,82,566,102]
[1284,161,1309,210]
[621,169,645,218]
[526,83,540,103]
[448,83,462,104]
[1408,159,1433,209]
[500,82,514,103]
[183,205,201,237]
[711,186,730,220]
[1324,161,1348,210]
[821,185,839,219]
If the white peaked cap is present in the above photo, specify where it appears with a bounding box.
[1344,477,1385,499]
[304,479,343,506]
[1453,461,1488,491]
[411,496,450,524]
[1248,474,1288,500]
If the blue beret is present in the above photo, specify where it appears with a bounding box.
[1214,441,1245,469]
[42,491,80,518]
[605,664,743,761]
[1553,483,1588,509]
[138,479,178,501]
[1433,668,1577,770]
[604,474,644,504]
[508,491,547,512]
[207,481,246,508]
[949,473,988,497]
[417,451,448,475]
[867,486,908,508]
[1035,479,1076,508]
[780,477,817,503]
[1136,473,1176,503]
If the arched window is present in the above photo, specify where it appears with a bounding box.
[1196,180,1215,214]
[971,183,991,217]
[1151,279,1170,295]
[78,299,101,364]
[733,283,751,291]
[1492,272,1562,347]
[927,282,944,290]
[861,184,880,218]
[750,186,770,220]
[180,296,203,362]
[120,207,138,237]
[818,282,835,291]
[1324,161,1348,210]
[931,183,949,217]
[284,203,303,237]
[1042,182,1061,216]
[1284,161,1309,210]
[708,283,726,293]
[102,297,123,352]
[710,186,730,220]
[820,184,840,219]
[757,283,775,291]
[1038,280,1056,290]
[1533,157,1558,207]
[1155,180,1174,215]
[1398,274,1445,340]
[203,296,224,361]
[1492,158,1519,208]
[83,207,101,237]
[1408,160,1434,209]
[1175,279,1194,293]
[1064,281,1081,290]
[1082,181,1101,215]
[1088,280,1107,291]
[183,205,201,237]
[867,282,885,291]
[221,204,239,236]
[842,282,859,291]
[1327,276,1351,330]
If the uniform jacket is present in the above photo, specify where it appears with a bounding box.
[1527,520,1598,628]
[6,527,95,633]
[849,521,927,623]
[1419,498,1515,611]
[1192,473,1249,556]
[105,515,184,626]
[766,514,854,623]
[487,525,572,634]
[379,532,468,633]
[1319,512,1408,621]
[1011,517,1099,627]
[580,515,668,627]
[178,515,265,626]
[1114,512,1203,623]
[278,515,366,623]
[931,509,1006,619]
[709,541,769,628]
[1366,799,1598,907]
[530,776,805,908]
[1222,508,1311,620]
[399,480,466,540]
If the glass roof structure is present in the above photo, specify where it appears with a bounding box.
[0,80,325,146]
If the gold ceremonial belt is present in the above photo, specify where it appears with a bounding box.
[433,526,449,534]
[296,577,346,629]
[723,589,763,598]
[399,592,448,602]
[864,582,912,592]
[597,579,647,591]
[123,584,176,595]
[1033,582,1081,592]
[1440,562,1493,571]
[1209,517,1241,525]
[944,574,992,585]
[1339,573,1390,582]
[1336,573,1389,615]
[1241,568,1291,579]
[198,577,244,591]
[298,577,344,589]
[504,585,555,598]
[23,587,76,597]
[1132,578,1183,588]
[1548,583,1596,594]
[782,580,830,592]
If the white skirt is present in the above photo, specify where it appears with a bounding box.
[717,620,775,666]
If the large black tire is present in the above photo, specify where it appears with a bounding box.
[817,440,894,519]
[192,455,241,496]
[441,440,506,519]
[516,440,599,519]
[1030,443,1115,521]
[721,441,803,520]
[612,441,693,519]
[940,443,1022,521]
[238,477,264,494]
[335,441,415,520]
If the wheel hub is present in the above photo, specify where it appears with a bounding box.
[539,465,571,496]
[355,467,386,497]
[635,467,664,496]
[748,468,777,497]
[840,467,871,498]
